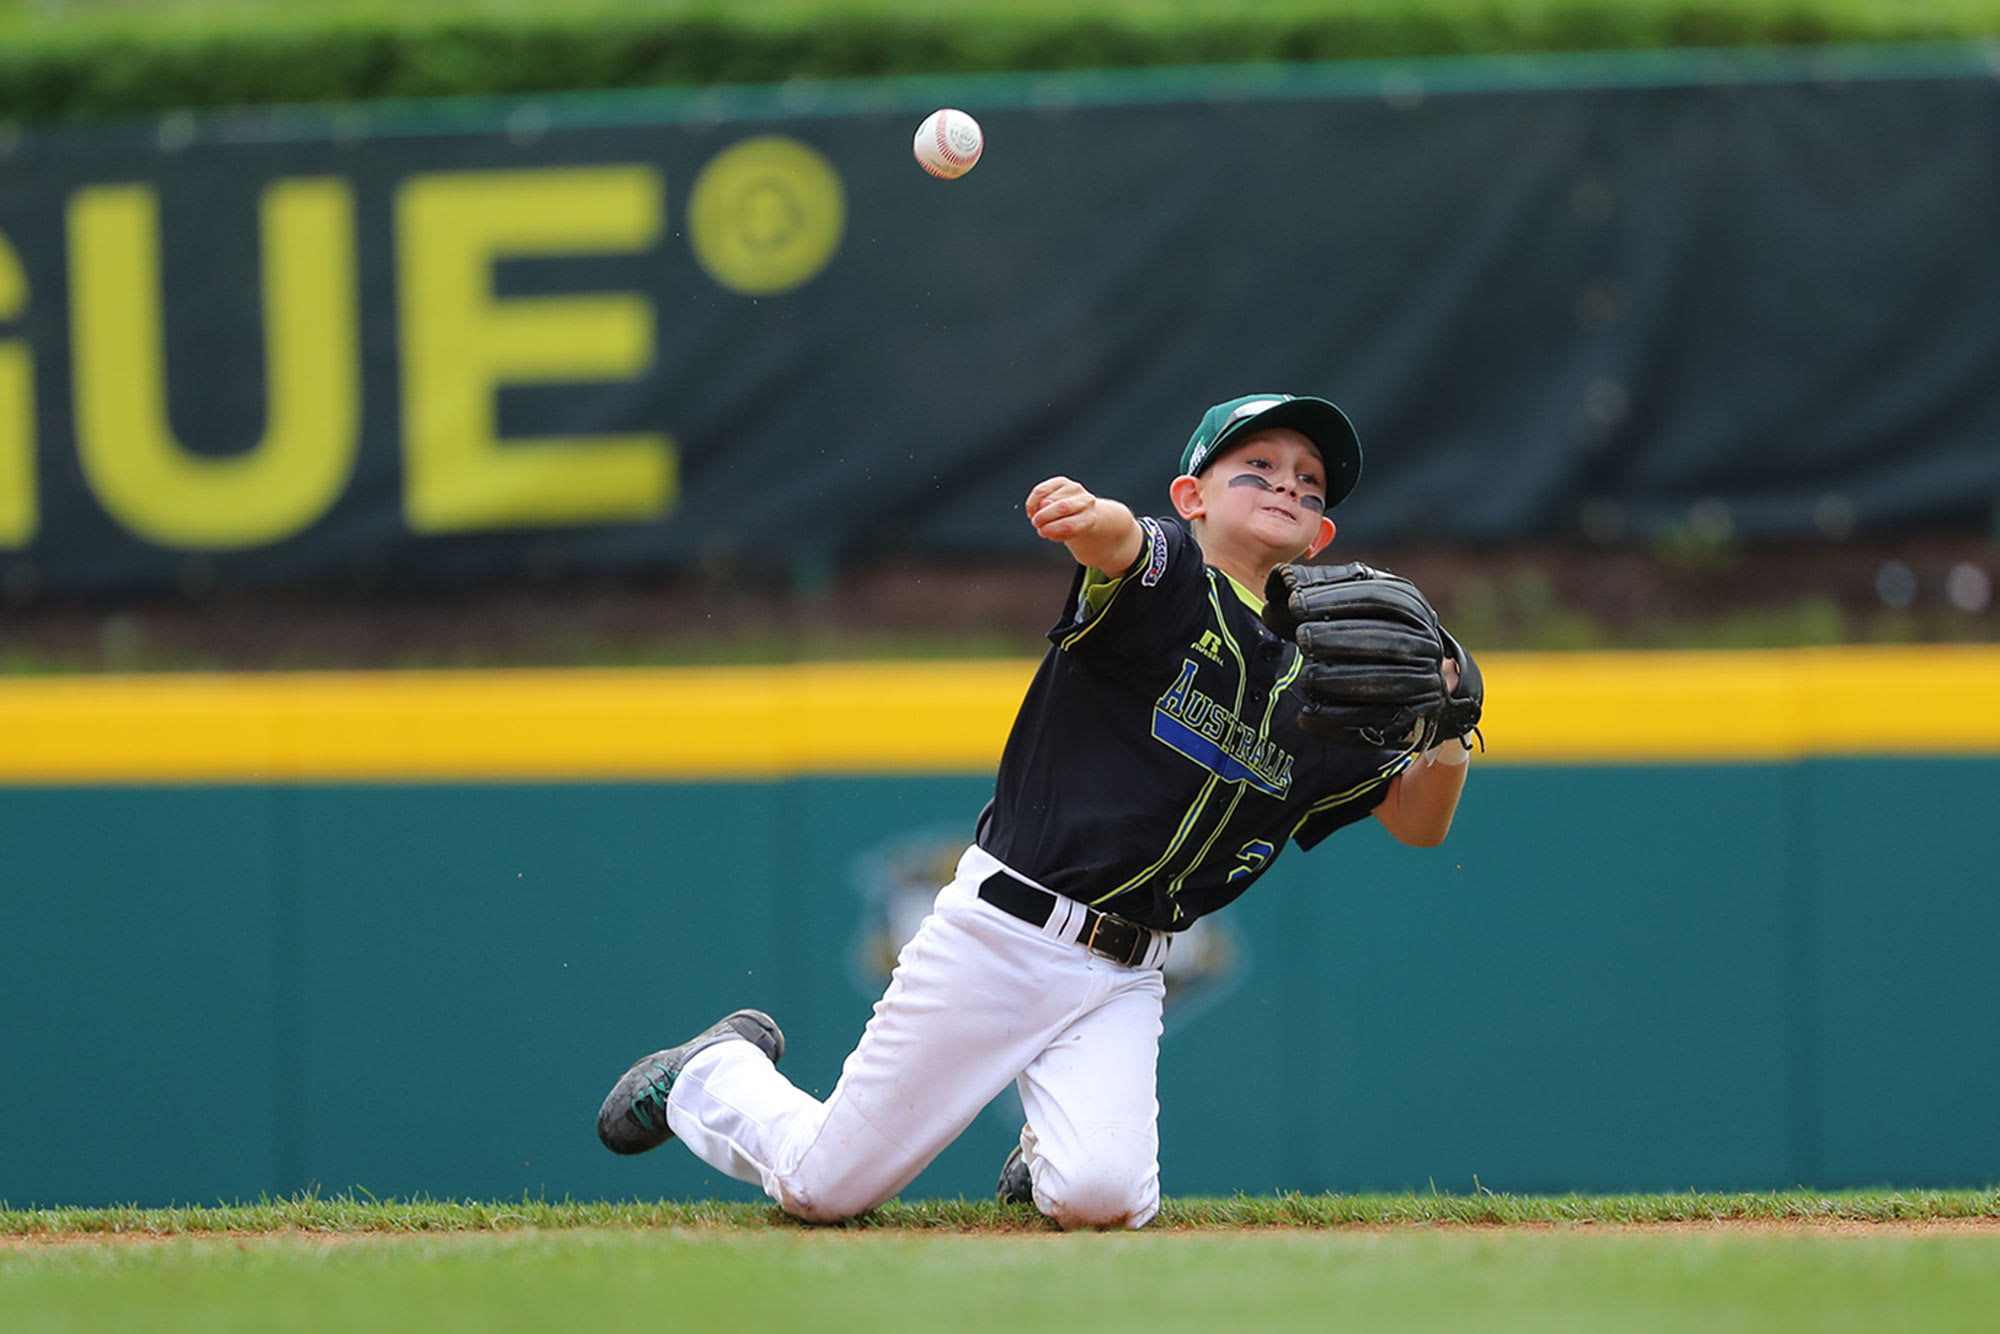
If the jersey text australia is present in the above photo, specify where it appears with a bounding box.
[976,515,1410,930]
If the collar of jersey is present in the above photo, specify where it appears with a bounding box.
[1213,567,1265,613]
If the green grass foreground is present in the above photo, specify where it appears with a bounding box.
[4,1191,2000,1334]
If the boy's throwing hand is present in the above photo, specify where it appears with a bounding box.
[1026,476,1142,575]
[1025,476,1106,541]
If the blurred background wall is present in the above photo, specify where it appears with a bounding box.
[1,0,1997,1208]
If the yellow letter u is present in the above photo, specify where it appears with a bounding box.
[69,179,359,549]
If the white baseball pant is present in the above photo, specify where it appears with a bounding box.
[664,843,1169,1229]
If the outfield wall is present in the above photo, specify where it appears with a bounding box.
[3,647,1998,1208]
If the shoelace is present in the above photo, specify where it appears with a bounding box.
[628,1060,675,1130]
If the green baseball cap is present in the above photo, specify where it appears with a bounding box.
[1179,393,1362,509]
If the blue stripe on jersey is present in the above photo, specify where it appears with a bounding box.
[1150,655,1296,799]
[1151,708,1289,797]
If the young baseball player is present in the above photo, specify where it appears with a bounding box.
[596,393,1476,1228]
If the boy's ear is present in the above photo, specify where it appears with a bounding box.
[1169,474,1205,520]
[1302,516,1336,559]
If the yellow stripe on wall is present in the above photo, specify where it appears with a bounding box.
[0,646,1995,784]
[0,662,1035,783]
[1481,646,2000,762]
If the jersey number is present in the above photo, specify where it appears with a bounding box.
[1227,839,1276,884]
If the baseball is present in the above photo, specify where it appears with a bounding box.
[913,108,983,179]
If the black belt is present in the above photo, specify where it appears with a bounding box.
[977,870,1161,968]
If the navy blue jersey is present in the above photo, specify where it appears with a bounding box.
[977,514,1410,930]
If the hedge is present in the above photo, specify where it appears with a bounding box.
[0,0,1995,122]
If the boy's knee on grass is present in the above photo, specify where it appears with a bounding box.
[1037,1163,1159,1231]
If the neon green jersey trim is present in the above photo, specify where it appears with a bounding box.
[1218,569,1263,612]
[1077,565,1122,620]
[1089,573,1250,907]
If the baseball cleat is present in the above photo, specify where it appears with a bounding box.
[596,1008,784,1156]
[996,1138,1033,1205]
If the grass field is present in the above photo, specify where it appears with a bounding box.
[6,1192,1999,1332]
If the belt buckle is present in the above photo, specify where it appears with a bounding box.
[1084,913,1143,967]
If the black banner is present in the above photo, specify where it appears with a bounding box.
[1,46,1996,599]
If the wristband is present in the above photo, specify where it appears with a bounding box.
[1425,736,1472,767]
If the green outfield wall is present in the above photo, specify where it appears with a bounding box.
[2,651,1997,1209]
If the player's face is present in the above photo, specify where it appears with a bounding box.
[1196,429,1331,553]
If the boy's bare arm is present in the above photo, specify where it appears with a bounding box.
[1373,657,1470,847]
[1026,475,1144,576]
[1373,743,1469,847]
